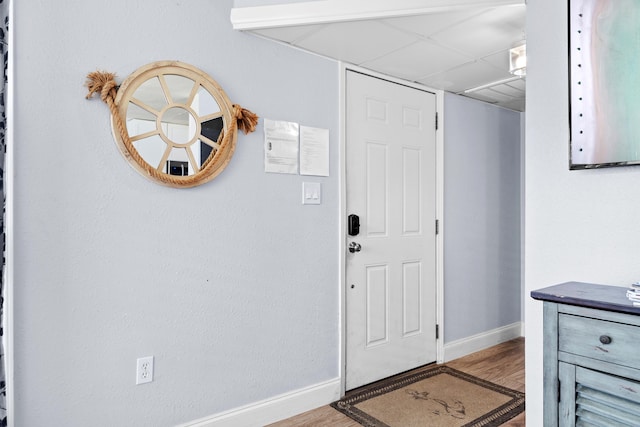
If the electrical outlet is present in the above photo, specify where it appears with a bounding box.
[136,356,154,385]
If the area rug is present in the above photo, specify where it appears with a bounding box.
[331,366,525,427]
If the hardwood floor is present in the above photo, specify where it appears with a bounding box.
[268,338,525,426]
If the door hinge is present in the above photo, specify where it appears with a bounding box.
[435,219,440,235]
[436,324,439,340]
[435,112,439,130]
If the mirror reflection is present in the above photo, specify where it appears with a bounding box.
[125,74,224,176]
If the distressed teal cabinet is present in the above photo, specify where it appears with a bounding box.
[532,282,640,426]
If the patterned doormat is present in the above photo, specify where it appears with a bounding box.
[331,366,525,427]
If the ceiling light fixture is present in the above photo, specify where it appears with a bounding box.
[509,43,527,76]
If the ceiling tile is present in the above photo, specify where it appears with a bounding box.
[464,92,525,111]
[418,60,511,92]
[481,49,510,70]
[430,5,526,58]
[294,20,418,65]
[253,24,324,44]
[362,39,471,81]
[241,3,527,111]
[490,80,526,97]
[507,78,526,91]
[499,98,526,111]
[462,92,500,105]
[485,4,527,31]
[381,7,489,38]
[473,88,516,103]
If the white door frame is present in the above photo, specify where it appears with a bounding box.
[338,63,445,395]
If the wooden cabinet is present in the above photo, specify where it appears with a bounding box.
[532,282,640,426]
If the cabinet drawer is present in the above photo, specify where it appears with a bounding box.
[558,313,640,369]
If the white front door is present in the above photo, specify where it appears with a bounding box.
[345,71,437,390]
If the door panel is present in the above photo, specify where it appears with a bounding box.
[366,265,389,346]
[403,261,422,336]
[346,71,437,390]
[366,142,388,236]
[403,148,422,234]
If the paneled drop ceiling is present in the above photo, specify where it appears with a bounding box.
[231,0,526,111]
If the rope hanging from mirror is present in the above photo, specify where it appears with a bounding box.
[85,68,258,188]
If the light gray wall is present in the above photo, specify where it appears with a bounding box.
[443,93,522,343]
[525,0,640,424]
[12,1,338,426]
[235,0,316,6]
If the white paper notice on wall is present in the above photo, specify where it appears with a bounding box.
[264,119,299,174]
[300,126,330,177]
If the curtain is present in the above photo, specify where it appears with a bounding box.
[0,0,7,425]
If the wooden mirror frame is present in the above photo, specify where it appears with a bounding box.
[111,61,237,188]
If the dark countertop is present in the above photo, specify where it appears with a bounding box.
[531,281,640,315]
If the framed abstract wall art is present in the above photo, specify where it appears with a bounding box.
[569,0,640,169]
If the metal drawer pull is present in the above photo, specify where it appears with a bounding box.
[599,335,612,345]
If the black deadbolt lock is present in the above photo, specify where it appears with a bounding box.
[348,214,360,236]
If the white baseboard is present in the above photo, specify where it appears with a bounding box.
[443,322,523,363]
[178,323,523,426]
[178,378,341,427]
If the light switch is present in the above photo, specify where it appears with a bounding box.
[302,182,322,205]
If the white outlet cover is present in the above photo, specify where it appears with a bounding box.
[136,356,154,385]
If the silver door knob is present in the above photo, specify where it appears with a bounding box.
[349,242,362,253]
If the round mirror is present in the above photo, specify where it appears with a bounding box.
[112,61,236,187]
